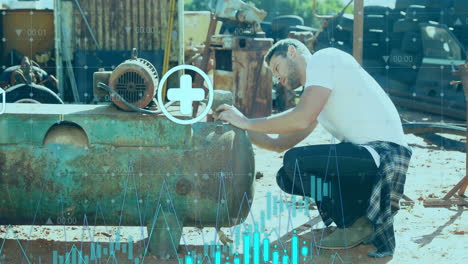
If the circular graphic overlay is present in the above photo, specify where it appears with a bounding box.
[157,65,213,125]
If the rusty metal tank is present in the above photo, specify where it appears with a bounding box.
[0,102,255,259]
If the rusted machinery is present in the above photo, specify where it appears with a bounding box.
[0,56,61,104]
[210,0,273,118]
[211,36,273,118]
[423,57,468,207]
[1,9,55,67]
[0,51,255,259]
[93,49,159,111]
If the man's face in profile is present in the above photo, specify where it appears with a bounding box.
[269,52,303,90]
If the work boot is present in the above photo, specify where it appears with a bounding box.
[317,216,373,249]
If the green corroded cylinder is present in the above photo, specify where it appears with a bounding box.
[0,103,255,229]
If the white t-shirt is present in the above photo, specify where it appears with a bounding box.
[304,47,408,167]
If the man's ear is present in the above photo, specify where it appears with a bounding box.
[287,45,297,59]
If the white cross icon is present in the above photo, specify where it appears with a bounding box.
[167,74,205,115]
[157,65,213,125]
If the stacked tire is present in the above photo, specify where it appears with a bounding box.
[387,4,429,86]
[1,83,63,104]
[395,0,458,28]
[315,14,353,53]
[394,0,453,11]
[271,15,304,41]
[0,65,58,93]
[362,6,398,75]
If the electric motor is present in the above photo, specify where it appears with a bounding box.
[108,49,159,111]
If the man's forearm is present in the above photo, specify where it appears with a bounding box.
[248,132,283,152]
[248,121,317,153]
[246,108,313,134]
[215,86,329,133]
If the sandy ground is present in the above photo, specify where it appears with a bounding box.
[0,109,467,264]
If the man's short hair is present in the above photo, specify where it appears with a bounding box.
[264,38,309,68]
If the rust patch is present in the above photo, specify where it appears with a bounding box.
[0,152,6,172]
[8,152,34,189]
[213,70,233,91]
[175,178,192,196]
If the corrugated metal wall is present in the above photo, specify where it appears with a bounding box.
[73,0,179,57]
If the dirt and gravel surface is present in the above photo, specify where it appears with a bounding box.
[0,109,466,264]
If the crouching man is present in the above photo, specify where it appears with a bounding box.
[215,39,412,257]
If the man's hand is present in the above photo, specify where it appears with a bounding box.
[214,85,330,134]
[215,104,250,130]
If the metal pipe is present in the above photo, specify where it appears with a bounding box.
[402,122,466,136]
[353,0,364,64]
[178,0,185,66]
[312,0,353,19]
[192,13,218,117]
[390,95,466,120]
[460,59,468,196]
[72,0,100,49]
[386,88,467,110]
[161,0,177,102]
[54,0,64,99]
[309,0,353,51]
